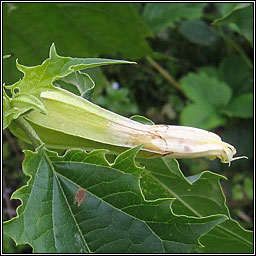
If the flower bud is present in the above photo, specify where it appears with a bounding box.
[22,87,246,165]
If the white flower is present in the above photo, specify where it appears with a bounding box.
[143,124,247,165]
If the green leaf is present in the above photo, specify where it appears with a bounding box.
[138,157,253,253]
[4,146,228,253]
[179,19,218,46]
[84,67,109,97]
[215,3,243,17]
[179,72,232,129]
[222,93,253,118]
[54,71,95,100]
[197,66,219,78]
[180,103,226,130]
[138,157,229,217]
[3,3,152,84]
[196,219,253,253]
[143,3,206,32]
[7,44,135,97]
[180,72,232,107]
[213,3,253,45]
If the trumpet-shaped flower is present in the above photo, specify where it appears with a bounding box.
[19,87,247,166]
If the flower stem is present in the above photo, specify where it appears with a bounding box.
[14,116,44,149]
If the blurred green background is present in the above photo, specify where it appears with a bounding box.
[3,3,253,253]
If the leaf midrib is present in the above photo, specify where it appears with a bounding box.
[44,151,92,253]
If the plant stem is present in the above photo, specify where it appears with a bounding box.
[146,56,183,93]
[14,117,44,149]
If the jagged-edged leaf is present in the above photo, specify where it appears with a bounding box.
[138,157,253,253]
[4,44,135,129]
[4,146,227,253]
[6,44,135,97]
[138,157,229,217]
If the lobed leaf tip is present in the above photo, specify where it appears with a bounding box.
[112,144,144,168]
[15,59,28,74]
[49,43,58,58]
[15,58,20,66]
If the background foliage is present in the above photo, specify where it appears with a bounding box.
[3,2,253,253]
